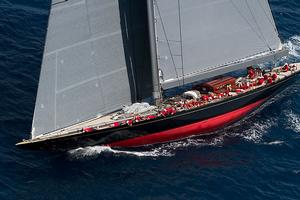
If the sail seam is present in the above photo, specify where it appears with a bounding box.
[56,67,127,94]
[52,0,84,10]
[54,52,58,130]
[52,0,69,6]
[52,0,117,12]
[45,31,122,56]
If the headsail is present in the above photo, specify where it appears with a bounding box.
[154,0,288,89]
[32,0,133,137]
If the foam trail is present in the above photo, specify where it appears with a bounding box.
[293,170,300,174]
[156,136,224,151]
[239,122,268,143]
[282,35,300,61]
[285,110,300,133]
[68,135,226,160]
[263,140,284,145]
[230,117,277,143]
[284,35,300,133]
[68,145,174,159]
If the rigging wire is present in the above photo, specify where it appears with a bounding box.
[177,0,185,86]
[257,0,280,37]
[230,0,272,51]
[258,0,279,64]
[245,0,272,51]
[154,0,180,83]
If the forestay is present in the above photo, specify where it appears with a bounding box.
[32,0,132,137]
[154,0,287,89]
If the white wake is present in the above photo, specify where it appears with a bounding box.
[283,35,300,59]
[68,145,174,159]
[263,140,285,146]
[284,110,300,133]
[67,136,225,160]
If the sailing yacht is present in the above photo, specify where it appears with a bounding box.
[17,0,300,150]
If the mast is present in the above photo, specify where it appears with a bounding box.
[147,0,162,105]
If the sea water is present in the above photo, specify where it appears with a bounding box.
[0,0,300,199]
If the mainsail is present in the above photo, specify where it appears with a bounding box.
[154,0,288,89]
[32,0,134,137]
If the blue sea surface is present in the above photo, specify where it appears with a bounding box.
[1,0,300,199]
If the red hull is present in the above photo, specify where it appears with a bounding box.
[109,98,266,147]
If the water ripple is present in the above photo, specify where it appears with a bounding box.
[1,1,300,200]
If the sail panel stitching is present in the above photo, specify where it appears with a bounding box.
[56,67,127,94]
[45,30,121,56]
[54,52,58,130]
